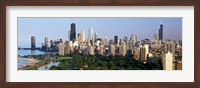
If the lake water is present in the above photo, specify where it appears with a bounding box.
[38,62,60,70]
[18,49,59,70]
[18,50,46,56]
[18,58,29,69]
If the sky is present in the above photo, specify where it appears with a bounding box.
[18,17,182,47]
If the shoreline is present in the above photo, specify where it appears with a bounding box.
[18,57,39,67]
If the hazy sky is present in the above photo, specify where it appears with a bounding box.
[18,17,182,47]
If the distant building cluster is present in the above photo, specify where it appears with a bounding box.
[31,23,182,70]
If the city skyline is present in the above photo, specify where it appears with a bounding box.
[18,18,182,70]
[18,17,182,47]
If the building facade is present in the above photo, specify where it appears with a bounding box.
[31,36,36,50]
[70,23,76,42]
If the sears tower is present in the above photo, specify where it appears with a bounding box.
[70,23,76,42]
[159,24,163,41]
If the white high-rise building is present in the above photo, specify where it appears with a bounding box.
[92,35,95,46]
[131,34,137,47]
[44,37,49,47]
[165,40,175,61]
[81,30,85,42]
[108,44,115,56]
[88,28,93,40]
[119,41,126,56]
[103,37,108,45]
[58,43,65,56]
[144,44,149,59]
[68,30,70,41]
[65,40,71,55]
[163,51,173,70]
[126,40,132,50]
[77,33,81,45]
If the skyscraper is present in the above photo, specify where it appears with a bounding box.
[88,28,93,40]
[31,36,36,50]
[103,37,108,45]
[134,48,140,60]
[65,40,71,55]
[92,35,95,46]
[140,46,146,61]
[165,40,175,61]
[131,34,137,47]
[114,36,118,44]
[108,44,115,56]
[58,43,65,56]
[126,40,133,55]
[68,30,70,41]
[163,51,173,70]
[144,44,149,59]
[126,40,132,50]
[119,41,126,56]
[94,33,98,41]
[70,23,76,42]
[44,37,48,45]
[77,33,81,44]
[44,37,49,49]
[80,30,85,42]
[159,24,163,41]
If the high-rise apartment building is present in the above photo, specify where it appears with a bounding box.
[44,37,49,46]
[108,44,115,56]
[165,40,175,61]
[134,48,140,60]
[94,33,98,41]
[68,30,70,41]
[140,46,146,61]
[88,28,93,40]
[58,43,65,56]
[131,34,137,47]
[65,40,71,55]
[163,51,173,70]
[144,44,149,59]
[80,30,85,42]
[119,41,126,56]
[31,36,36,50]
[103,37,108,45]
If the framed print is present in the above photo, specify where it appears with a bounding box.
[0,0,200,88]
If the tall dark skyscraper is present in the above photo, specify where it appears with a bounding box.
[159,24,163,41]
[31,36,36,50]
[114,36,118,44]
[70,23,76,42]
